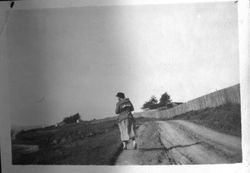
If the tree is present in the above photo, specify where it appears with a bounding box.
[141,92,173,110]
[159,92,172,107]
[142,96,158,109]
[149,96,158,104]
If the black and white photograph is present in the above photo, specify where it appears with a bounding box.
[0,0,249,170]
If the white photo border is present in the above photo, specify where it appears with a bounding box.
[0,0,249,173]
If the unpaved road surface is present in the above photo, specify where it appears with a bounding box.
[115,120,242,165]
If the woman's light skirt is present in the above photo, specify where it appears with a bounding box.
[118,118,136,142]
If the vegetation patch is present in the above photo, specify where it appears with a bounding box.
[12,119,120,165]
[12,117,151,165]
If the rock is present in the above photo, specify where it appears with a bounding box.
[60,138,66,144]
[86,132,95,137]
[52,139,58,145]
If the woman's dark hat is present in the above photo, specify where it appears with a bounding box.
[116,92,125,98]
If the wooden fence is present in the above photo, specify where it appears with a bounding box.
[134,84,240,119]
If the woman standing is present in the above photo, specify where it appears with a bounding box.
[115,92,137,150]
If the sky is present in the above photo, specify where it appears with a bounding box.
[6,1,239,126]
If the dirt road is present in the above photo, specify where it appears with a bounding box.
[115,120,242,165]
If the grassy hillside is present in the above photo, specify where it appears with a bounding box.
[165,103,241,137]
[12,117,150,165]
[12,119,122,165]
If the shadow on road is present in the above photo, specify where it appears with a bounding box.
[138,147,165,151]
[139,141,203,152]
[166,141,203,151]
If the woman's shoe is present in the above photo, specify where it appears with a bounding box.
[122,142,127,150]
[133,141,137,150]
